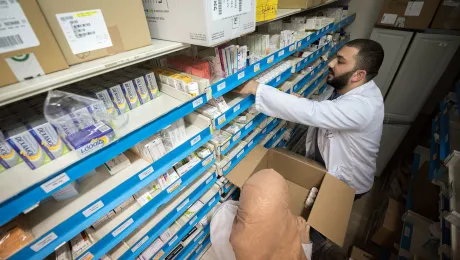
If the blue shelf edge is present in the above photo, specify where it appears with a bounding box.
[0,93,209,227]
[175,226,211,260]
[302,71,328,98]
[11,127,213,260]
[265,125,287,148]
[293,61,327,93]
[398,222,414,260]
[295,42,331,73]
[189,234,211,260]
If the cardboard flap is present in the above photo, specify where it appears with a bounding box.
[226,145,268,188]
[306,174,354,246]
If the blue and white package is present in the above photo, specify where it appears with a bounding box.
[0,132,22,171]
[66,122,116,157]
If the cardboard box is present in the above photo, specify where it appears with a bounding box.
[431,1,460,30]
[371,197,404,248]
[410,162,440,221]
[143,0,256,46]
[226,146,355,246]
[37,0,151,65]
[376,0,442,29]
[0,0,68,87]
[349,246,376,260]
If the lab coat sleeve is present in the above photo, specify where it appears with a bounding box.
[255,84,373,130]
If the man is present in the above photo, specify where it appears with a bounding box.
[235,39,385,199]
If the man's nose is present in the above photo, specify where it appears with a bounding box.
[328,58,336,69]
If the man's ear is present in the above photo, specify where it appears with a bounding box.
[351,70,366,83]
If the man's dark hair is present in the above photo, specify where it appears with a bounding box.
[345,39,384,81]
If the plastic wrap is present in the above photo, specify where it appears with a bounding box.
[0,217,34,260]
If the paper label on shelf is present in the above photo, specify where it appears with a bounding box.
[177,198,190,212]
[237,71,245,80]
[211,0,251,21]
[5,53,45,81]
[217,115,226,125]
[380,13,397,24]
[404,1,424,16]
[245,121,253,130]
[138,166,154,180]
[167,179,182,193]
[233,104,241,113]
[289,45,295,52]
[221,141,230,152]
[206,175,213,184]
[267,55,274,64]
[82,200,104,217]
[31,232,58,252]
[56,9,113,55]
[190,135,201,146]
[278,50,285,57]
[112,218,134,237]
[223,161,231,172]
[189,215,198,225]
[395,17,405,27]
[41,173,70,193]
[217,82,226,91]
[0,0,39,54]
[233,132,241,141]
[192,97,204,108]
[254,63,260,72]
[297,42,301,48]
[208,197,216,206]
[237,149,244,158]
[202,156,213,166]
[194,231,204,242]
[248,140,254,147]
[403,226,411,237]
[78,252,94,260]
[276,76,281,82]
[168,235,178,246]
[132,236,149,252]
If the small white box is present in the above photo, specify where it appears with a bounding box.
[113,196,135,213]
[104,153,131,175]
[52,182,79,201]
[70,231,92,257]
[143,0,256,46]
[184,201,204,218]
[55,243,71,260]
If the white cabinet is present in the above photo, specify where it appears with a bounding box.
[375,123,410,176]
[384,33,460,123]
[370,28,413,97]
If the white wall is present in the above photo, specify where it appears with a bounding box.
[347,0,385,39]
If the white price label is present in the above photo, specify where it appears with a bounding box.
[211,0,251,21]
[221,141,230,152]
[202,156,213,166]
[267,55,274,64]
[289,45,295,52]
[217,82,226,91]
[297,42,301,48]
[307,36,310,41]
[278,50,285,57]
[112,218,134,237]
[404,226,411,237]
[208,197,216,206]
[132,236,149,252]
[248,140,254,147]
[233,132,241,141]
[167,179,182,193]
[233,104,241,113]
[206,175,213,184]
[56,9,113,55]
[194,231,204,242]
[192,97,203,108]
[237,149,244,158]
[78,252,93,260]
[168,235,178,246]
[245,121,253,130]
[138,166,154,180]
[189,215,198,225]
[238,71,245,80]
[41,173,70,193]
[217,114,226,125]
[276,76,281,82]
[223,162,232,172]
[254,63,260,72]
[30,232,58,252]
[82,200,104,217]
[190,135,201,146]
[296,63,300,69]
[177,198,190,212]
[0,0,39,54]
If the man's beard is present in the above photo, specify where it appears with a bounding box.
[327,69,355,90]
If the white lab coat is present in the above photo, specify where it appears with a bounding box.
[255,80,384,194]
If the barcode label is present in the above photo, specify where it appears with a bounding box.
[212,0,251,20]
[238,0,242,12]
[218,0,223,15]
[0,34,23,48]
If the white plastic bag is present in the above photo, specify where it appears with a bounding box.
[210,200,238,260]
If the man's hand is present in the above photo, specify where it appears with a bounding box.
[233,80,259,95]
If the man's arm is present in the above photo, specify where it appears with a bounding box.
[235,80,373,131]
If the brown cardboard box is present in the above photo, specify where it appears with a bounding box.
[431,2,460,30]
[371,197,404,248]
[278,0,316,9]
[37,0,151,65]
[410,162,440,221]
[376,0,442,29]
[350,246,376,260]
[226,146,355,246]
[0,0,68,87]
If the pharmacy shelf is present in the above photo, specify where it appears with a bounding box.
[329,36,350,57]
[189,235,211,260]
[440,98,450,160]
[296,24,334,54]
[292,61,328,93]
[318,82,328,95]
[221,113,267,155]
[0,39,190,107]
[156,190,220,260]
[302,71,328,98]
[295,42,332,73]
[119,168,218,260]
[0,90,209,227]
[221,182,235,197]
[333,14,356,32]
[264,122,287,148]
[444,151,460,259]
[175,226,211,260]
[221,186,238,202]
[77,154,216,260]
[440,192,452,260]
[9,123,212,260]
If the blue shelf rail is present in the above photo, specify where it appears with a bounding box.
[265,125,287,148]
[440,97,450,161]
[119,170,218,260]
[0,93,209,227]
[294,42,331,73]
[329,36,350,57]
[10,127,213,260]
[333,14,356,32]
[292,61,328,93]
[77,154,216,260]
[398,222,414,260]
[156,191,220,260]
[296,23,334,51]
[302,71,328,98]
[430,116,440,181]
[221,113,267,155]
[189,234,211,260]
[318,83,328,95]
[175,226,211,260]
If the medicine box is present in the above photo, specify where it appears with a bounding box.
[104,152,131,175]
[143,0,256,46]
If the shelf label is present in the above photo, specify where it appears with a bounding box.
[132,236,149,252]
[221,141,230,152]
[168,235,178,246]
[248,140,254,147]
[138,166,154,180]
[296,63,300,69]
[233,104,241,113]
[223,162,231,172]
[217,82,226,91]
[30,232,57,252]
[192,97,203,108]
[403,226,411,237]
[78,252,93,260]
[82,200,104,217]
[206,175,213,184]
[189,215,198,225]
[194,231,204,242]
[307,36,311,41]
[237,149,244,159]
[254,63,260,72]
[267,55,274,64]
[245,121,253,130]
[190,135,201,146]
[262,128,267,134]
[177,198,190,212]
[297,42,301,48]
[41,173,70,193]
[112,218,134,237]
[196,244,203,253]
[238,71,245,80]
[202,156,213,166]
[217,114,226,125]
[278,50,285,57]
[289,45,295,52]
[208,197,216,206]
[276,76,281,82]
[167,179,182,193]
[233,132,241,141]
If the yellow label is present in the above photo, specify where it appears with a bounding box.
[256,0,278,22]
[76,11,97,17]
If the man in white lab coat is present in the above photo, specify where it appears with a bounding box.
[236,39,385,200]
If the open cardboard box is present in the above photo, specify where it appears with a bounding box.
[226,145,355,246]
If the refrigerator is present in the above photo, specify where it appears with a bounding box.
[370,28,460,176]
